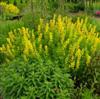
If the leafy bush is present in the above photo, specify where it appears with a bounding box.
[0,15,100,98]
[0,59,74,99]
[0,15,100,66]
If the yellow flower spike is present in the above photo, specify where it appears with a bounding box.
[18,28,22,35]
[60,27,65,44]
[27,40,32,49]
[45,23,49,32]
[0,47,3,52]
[22,27,26,33]
[8,32,15,42]
[86,53,91,66]
[2,44,6,51]
[81,49,85,56]
[57,15,64,32]
[6,45,14,58]
[6,38,12,47]
[90,26,96,33]
[85,17,88,22]
[69,46,75,57]
[39,44,42,53]
[75,48,81,57]
[32,33,35,41]
[50,20,54,29]
[40,18,43,26]
[38,25,41,32]
[58,15,62,22]
[75,48,82,69]
[53,14,56,20]
[71,61,75,69]
[49,14,56,29]
[49,32,53,43]
[23,48,29,56]
[25,28,30,38]
[89,24,92,31]
[91,38,100,54]
[62,39,70,49]
[76,60,80,69]
[38,33,42,43]
[44,45,48,55]
[80,19,83,26]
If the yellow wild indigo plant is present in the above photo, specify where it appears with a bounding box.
[0,15,100,70]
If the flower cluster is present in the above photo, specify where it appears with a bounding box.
[0,2,19,15]
[0,15,100,69]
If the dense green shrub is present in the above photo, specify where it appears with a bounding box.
[0,59,74,99]
[0,15,100,98]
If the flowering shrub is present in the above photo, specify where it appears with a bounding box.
[6,4,20,15]
[0,15,100,98]
[0,15,100,68]
[0,2,20,17]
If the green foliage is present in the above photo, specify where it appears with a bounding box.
[89,18,100,35]
[0,20,24,46]
[82,89,93,99]
[0,59,74,99]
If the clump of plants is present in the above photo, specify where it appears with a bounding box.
[0,59,74,99]
[0,15,100,66]
[0,15,100,98]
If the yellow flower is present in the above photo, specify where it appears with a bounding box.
[6,44,14,58]
[45,23,49,32]
[50,20,55,29]
[38,25,41,32]
[8,31,15,42]
[0,47,3,51]
[49,32,53,43]
[38,33,42,43]
[2,44,6,51]
[75,48,82,69]
[23,48,29,56]
[6,4,19,15]
[70,60,75,69]
[57,15,64,32]
[0,2,19,15]
[39,44,42,53]
[62,39,70,49]
[86,53,91,66]
[32,33,35,41]
[44,45,48,55]
[6,38,12,47]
